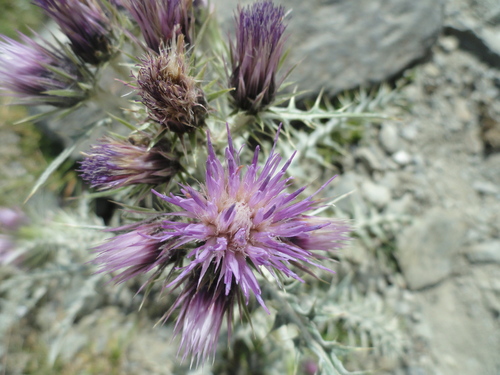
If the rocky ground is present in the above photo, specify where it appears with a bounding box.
[341,35,500,374]
[322,0,500,374]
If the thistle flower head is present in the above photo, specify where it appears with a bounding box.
[0,207,28,232]
[154,126,350,307]
[135,38,207,133]
[79,135,179,190]
[229,1,288,113]
[0,33,86,107]
[93,126,350,363]
[33,0,114,65]
[93,221,167,283]
[124,0,193,52]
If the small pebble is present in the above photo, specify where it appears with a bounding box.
[393,150,412,166]
[379,123,400,154]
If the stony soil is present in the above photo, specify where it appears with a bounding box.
[334,22,500,375]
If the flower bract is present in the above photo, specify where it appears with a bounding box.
[229,0,288,113]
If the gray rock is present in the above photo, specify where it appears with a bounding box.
[406,367,429,375]
[212,0,444,95]
[439,35,459,52]
[361,180,391,209]
[465,241,500,264]
[444,24,500,68]
[393,150,412,166]
[355,147,384,171]
[385,193,414,216]
[472,180,499,195]
[397,209,467,290]
[379,123,401,154]
[332,171,366,215]
[401,123,418,141]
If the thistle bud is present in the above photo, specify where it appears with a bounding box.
[0,33,87,107]
[135,38,207,133]
[229,1,288,113]
[124,0,193,52]
[33,0,114,65]
[79,136,180,190]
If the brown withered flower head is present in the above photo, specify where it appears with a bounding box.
[135,37,207,133]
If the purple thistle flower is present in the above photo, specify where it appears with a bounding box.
[79,135,179,190]
[0,33,86,107]
[92,125,350,363]
[33,0,114,65]
[169,276,234,364]
[153,126,351,308]
[124,0,193,52]
[134,38,207,133]
[229,1,288,113]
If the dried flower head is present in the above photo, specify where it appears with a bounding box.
[33,0,114,65]
[124,0,193,52]
[0,33,86,107]
[79,135,179,190]
[135,37,207,133]
[229,1,288,113]
[93,126,350,363]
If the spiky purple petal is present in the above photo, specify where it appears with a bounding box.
[124,0,193,52]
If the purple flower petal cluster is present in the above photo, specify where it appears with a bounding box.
[0,33,86,107]
[93,126,350,363]
[33,0,114,65]
[170,276,234,364]
[135,38,207,133]
[124,0,193,52]
[79,136,179,190]
[94,222,167,283]
[229,1,288,113]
